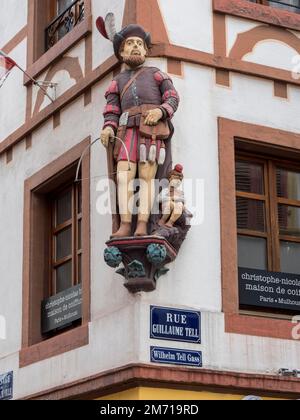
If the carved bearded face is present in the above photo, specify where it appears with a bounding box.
[120,36,147,68]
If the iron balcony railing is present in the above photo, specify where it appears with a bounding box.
[268,0,300,13]
[249,0,300,13]
[45,0,85,51]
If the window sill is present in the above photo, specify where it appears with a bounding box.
[24,14,92,86]
[225,313,296,340]
[213,0,300,31]
[19,324,89,368]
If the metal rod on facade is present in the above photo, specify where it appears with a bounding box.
[0,49,55,103]
[14,62,55,103]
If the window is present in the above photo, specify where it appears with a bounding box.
[46,0,85,51]
[249,0,300,13]
[26,0,91,82]
[236,154,300,275]
[51,182,82,295]
[21,139,90,367]
[219,118,300,339]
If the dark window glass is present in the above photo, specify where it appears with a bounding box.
[51,181,82,296]
[238,236,267,270]
[56,261,72,293]
[57,0,75,39]
[280,241,300,274]
[56,189,72,226]
[237,197,266,232]
[268,0,300,14]
[236,160,264,194]
[56,227,72,260]
[57,0,74,14]
[248,0,300,13]
[276,168,300,201]
[78,254,82,284]
[78,183,82,214]
[278,205,300,236]
[78,219,82,249]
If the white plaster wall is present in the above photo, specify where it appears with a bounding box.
[0,39,27,141]
[32,40,85,113]
[243,41,299,72]
[158,0,213,53]
[0,0,27,47]
[92,0,126,69]
[139,306,300,375]
[226,16,262,56]
[227,16,300,72]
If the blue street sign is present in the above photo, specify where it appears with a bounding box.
[151,347,202,367]
[0,371,13,400]
[150,306,201,343]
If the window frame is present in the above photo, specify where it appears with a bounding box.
[20,137,90,367]
[26,0,92,85]
[50,182,82,295]
[45,0,85,52]
[236,152,300,275]
[219,117,300,340]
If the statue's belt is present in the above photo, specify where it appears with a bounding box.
[115,104,170,161]
[119,104,160,127]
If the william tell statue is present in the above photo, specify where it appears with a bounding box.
[97,14,191,292]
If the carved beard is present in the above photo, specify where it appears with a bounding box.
[123,54,146,68]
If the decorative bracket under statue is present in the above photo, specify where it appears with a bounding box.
[104,236,177,293]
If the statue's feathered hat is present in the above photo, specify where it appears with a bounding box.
[96,13,151,61]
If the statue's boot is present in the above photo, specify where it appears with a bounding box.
[134,221,148,237]
[111,222,132,238]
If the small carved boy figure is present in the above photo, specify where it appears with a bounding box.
[159,164,185,228]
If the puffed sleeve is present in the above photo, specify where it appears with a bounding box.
[102,80,121,132]
[154,71,180,119]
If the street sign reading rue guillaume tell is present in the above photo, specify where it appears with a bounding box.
[239,268,300,312]
[150,306,201,343]
[41,284,82,334]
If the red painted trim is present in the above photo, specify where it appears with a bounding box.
[23,363,300,400]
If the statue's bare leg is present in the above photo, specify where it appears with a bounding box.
[158,201,174,226]
[135,162,158,236]
[165,202,184,228]
[112,161,137,238]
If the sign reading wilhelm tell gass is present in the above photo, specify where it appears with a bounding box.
[41,284,82,334]
[150,306,201,343]
[239,268,300,312]
[151,347,202,368]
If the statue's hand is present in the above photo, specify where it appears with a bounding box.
[144,108,163,126]
[101,126,115,148]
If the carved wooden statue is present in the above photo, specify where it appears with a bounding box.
[97,14,191,292]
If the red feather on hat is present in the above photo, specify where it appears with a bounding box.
[96,14,117,42]
[96,17,109,40]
